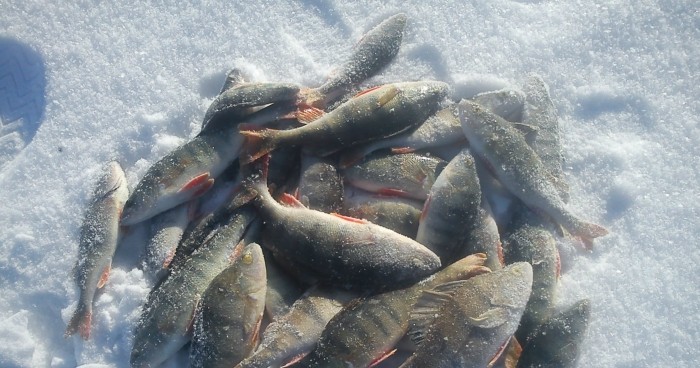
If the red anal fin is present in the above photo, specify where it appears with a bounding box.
[353,85,383,98]
[229,240,246,263]
[377,188,409,197]
[391,146,416,154]
[497,240,505,267]
[282,353,310,368]
[368,349,398,368]
[295,106,325,124]
[330,212,368,224]
[179,173,214,197]
[251,315,263,347]
[503,337,523,368]
[487,336,512,368]
[97,264,111,288]
[279,193,306,208]
[186,296,200,335]
[162,248,176,269]
[420,194,432,222]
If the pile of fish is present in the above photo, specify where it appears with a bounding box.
[66,13,607,368]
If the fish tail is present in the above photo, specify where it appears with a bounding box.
[239,128,279,164]
[570,220,609,250]
[238,155,274,206]
[65,304,92,340]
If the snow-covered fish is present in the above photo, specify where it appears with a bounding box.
[201,82,300,133]
[503,206,560,344]
[338,105,464,168]
[297,154,344,213]
[459,100,608,248]
[142,203,191,280]
[235,287,354,368]
[415,149,482,264]
[219,68,248,94]
[294,254,490,368]
[401,262,533,368]
[130,205,258,368]
[190,242,267,368]
[343,188,422,238]
[239,81,449,163]
[121,101,296,226]
[303,13,408,108]
[262,250,305,320]
[521,74,569,202]
[246,158,441,289]
[65,161,129,340]
[343,151,446,200]
[516,299,591,368]
[472,88,525,122]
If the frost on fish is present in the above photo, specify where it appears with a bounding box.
[65,161,129,340]
[521,74,569,203]
[343,150,447,201]
[294,254,489,368]
[516,299,591,368]
[309,13,408,107]
[401,262,533,368]
[190,243,267,368]
[459,99,607,248]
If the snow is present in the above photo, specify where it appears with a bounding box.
[0,0,697,367]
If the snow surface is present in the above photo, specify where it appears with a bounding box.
[0,1,698,367]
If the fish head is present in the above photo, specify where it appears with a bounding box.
[120,175,164,225]
[93,161,129,204]
[235,242,268,295]
[399,81,449,109]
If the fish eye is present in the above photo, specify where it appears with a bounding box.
[242,252,254,265]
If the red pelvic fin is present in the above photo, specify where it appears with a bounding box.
[503,336,523,368]
[487,336,512,368]
[330,212,368,224]
[377,187,409,197]
[162,248,176,269]
[295,106,325,124]
[353,85,383,98]
[186,297,200,335]
[179,173,214,198]
[419,194,432,222]
[390,146,416,154]
[497,240,505,267]
[279,193,306,208]
[97,264,111,289]
[368,348,398,368]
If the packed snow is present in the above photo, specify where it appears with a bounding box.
[0,1,697,367]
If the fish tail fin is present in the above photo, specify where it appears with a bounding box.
[65,305,92,340]
[571,221,609,250]
[237,155,273,206]
[239,128,279,164]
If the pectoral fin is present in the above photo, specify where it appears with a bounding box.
[468,307,510,329]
